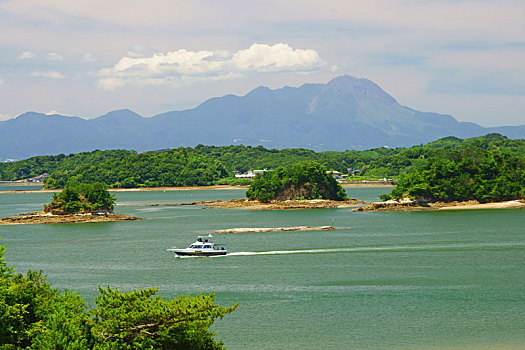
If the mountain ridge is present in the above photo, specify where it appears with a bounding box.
[1,75,524,161]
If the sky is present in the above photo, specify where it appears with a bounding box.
[0,0,524,127]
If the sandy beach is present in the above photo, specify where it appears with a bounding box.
[0,184,249,194]
[0,183,392,194]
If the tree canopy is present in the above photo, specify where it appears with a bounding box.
[1,134,524,189]
[43,149,231,189]
[0,239,237,349]
[381,145,525,202]
[246,161,347,202]
[44,182,116,213]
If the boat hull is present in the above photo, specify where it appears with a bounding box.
[168,249,227,257]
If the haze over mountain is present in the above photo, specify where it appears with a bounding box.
[1,75,524,161]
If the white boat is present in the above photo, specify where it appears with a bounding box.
[167,234,227,257]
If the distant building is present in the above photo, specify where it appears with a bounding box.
[235,171,256,178]
[327,170,344,179]
[234,169,269,178]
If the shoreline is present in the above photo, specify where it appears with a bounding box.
[212,226,352,233]
[0,184,249,194]
[352,199,525,212]
[174,198,367,210]
[0,211,143,225]
[0,183,392,194]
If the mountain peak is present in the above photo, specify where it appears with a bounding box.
[246,85,271,96]
[16,111,48,119]
[325,74,397,105]
[96,109,143,120]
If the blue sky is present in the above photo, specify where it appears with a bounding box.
[0,0,524,126]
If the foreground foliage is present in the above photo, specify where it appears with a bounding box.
[44,182,116,213]
[381,145,525,202]
[246,161,347,202]
[0,240,237,349]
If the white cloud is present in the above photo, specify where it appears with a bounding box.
[98,43,327,90]
[17,51,36,59]
[48,52,63,61]
[127,44,156,58]
[0,112,12,121]
[31,71,66,79]
[45,110,66,116]
[80,52,98,63]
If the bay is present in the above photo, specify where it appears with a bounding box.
[0,187,524,349]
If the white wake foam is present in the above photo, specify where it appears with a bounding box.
[224,242,523,257]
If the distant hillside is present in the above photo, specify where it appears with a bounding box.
[2,134,524,189]
[1,75,524,160]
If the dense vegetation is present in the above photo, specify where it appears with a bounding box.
[1,134,524,189]
[381,144,525,202]
[42,149,231,189]
[44,182,116,213]
[0,240,236,349]
[192,133,525,176]
[0,150,134,182]
[246,161,347,202]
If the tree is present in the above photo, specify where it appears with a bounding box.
[246,161,347,202]
[381,145,525,202]
[90,287,236,349]
[44,182,116,214]
[0,239,237,349]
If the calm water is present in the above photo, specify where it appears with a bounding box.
[0,184,43,191]
[0,187,524,349]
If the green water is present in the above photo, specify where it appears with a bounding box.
[0,184,43,191]
[0,188,524,349]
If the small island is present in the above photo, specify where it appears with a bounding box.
[195,161,366,210]
[354,144,525,212]
[0,182,141,225]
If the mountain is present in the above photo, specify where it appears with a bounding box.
[1,75,524,161]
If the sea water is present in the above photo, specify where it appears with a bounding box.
[0,187,523,349]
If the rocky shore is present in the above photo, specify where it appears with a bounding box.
[0,211,142,225]
[352,198,525,212]
[148,198,366,210]
[213,226,351,234]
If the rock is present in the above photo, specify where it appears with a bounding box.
[213,226,342,234]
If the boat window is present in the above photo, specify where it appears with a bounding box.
[193,245,203,248]
[203,245,211,249]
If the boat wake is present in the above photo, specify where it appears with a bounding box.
[223,242,524,257]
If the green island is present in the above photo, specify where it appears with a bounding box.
[187,162,366,210]
[0,183,140,225]
[1,133,524,189]
[45,182,116,214]
[0,241,236,349]
[246,161,347,202]
[381,144,525,203]
[353,140,525,212]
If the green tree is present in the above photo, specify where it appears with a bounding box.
[246,161,347,202]
[0,239,237,349]
[90,287,236,349]
[381,145,525,202]
[45,183,116,213]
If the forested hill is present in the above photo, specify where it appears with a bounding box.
[381,142,525,202]
[0,134,524,189]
